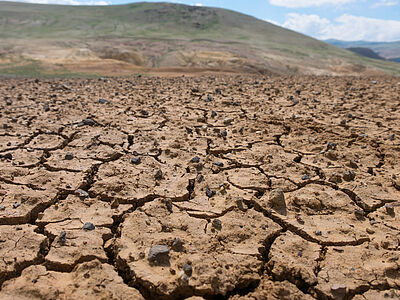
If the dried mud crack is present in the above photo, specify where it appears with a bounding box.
[0,75,399,300]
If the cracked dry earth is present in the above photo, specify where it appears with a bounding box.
[0,75,399,300]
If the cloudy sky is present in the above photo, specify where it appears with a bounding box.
[5,0,400,42]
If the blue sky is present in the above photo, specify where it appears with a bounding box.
[6,0,400,41]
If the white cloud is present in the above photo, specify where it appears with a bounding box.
[269,0,356,8]
[192,2,203,6]
[281,13,400,42]
[371,0,398,8]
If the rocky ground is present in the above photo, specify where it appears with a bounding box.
[0,75,399,300]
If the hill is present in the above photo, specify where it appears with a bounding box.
[326,39,400,63]
[1,1,400,76]
[346,47,385,60]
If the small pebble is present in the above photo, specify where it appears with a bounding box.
[148,245,169,264]
[140,109,149,116]
[214,161,224,167]
[302,175,310,180]
[221,130,227,137]
[155,169,163,180]
[191,156,200,163]
[327,142,337,150]
[183,264,193,276]
[197,174,204,183]
[180,274,189,284]
[0,205,5,211]
[343,170,356,181]
[212,219,222,230]
[315,230,322,236]
[82,118,95,126]
[211,110,217,117]
[13,203,21,209]
[98,98,108,104]
[269,188,285,209]
[64,152,74,160]
[385,204,395,215]
[130,157,141,165]
[206,187,216,198]
[74,189,89,199]
[206,95,213,102]
[172,238,184,251]
[83,222,95,231]
[59,230,66,244]
[354,209,364,219]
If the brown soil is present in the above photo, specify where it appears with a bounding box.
[0,75,399,299]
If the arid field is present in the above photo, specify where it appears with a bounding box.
[0,75,399,300]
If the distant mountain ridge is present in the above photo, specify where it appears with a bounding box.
[346,47,385,60]
[325,39,400,63]
[0,1,399,76]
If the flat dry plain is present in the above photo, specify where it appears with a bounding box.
[0,75,399,300]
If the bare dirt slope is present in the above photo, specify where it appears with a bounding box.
[0,75,400,299]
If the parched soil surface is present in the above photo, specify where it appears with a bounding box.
[0,75,399,300]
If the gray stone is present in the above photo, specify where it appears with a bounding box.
[83,222,95,231]
[183,264,193,276]
[269,188,285,208]
[148,245,170,265]
[74,189,89,199]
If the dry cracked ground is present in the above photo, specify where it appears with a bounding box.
[0,74,399,300]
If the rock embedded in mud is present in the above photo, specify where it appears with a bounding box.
[183,263,193,276]
[327,142,337,150]
[64,152,74,160]
[130,157,141,165]
[221,130,227,137]
[269,188,285,208]
[212,218,222,230]
[155,169,163,180]
[214,161,224,167]
[140,109,149,116]
[59,230,66,244]
[82,118,95,126]
[172,237,184,251]
[354,208,364,219]
[74,189,89,199]
[83,222,95,231]
[343,170,355,181]
[206,186,216,198]
[148,245,170,265]
[385,204,395,215]
[191,156,200,163]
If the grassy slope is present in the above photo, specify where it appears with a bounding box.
[0,1,399,75]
